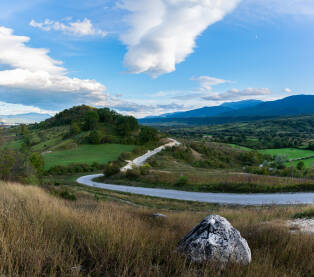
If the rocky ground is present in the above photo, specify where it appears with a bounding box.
[286,219,314,234]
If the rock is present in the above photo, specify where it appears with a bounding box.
[178,215,251,265]
[153,213,168,218]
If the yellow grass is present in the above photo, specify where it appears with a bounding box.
[0,182,313,276]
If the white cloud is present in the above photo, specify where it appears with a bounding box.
[0,101,55,116]
[202,88,272,101]
[283,88,292,93]
[118,0,241,77]
[0,26,109,110]
[192,76,230,91]
[30,18,107,37]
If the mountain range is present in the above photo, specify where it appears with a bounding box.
[140,95,314,124]
[0,113,51,125]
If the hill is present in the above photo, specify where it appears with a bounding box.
[1,105,161,177]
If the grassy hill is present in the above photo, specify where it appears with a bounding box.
[0,105,161,179]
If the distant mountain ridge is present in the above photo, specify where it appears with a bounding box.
[140,95,314,121]
[143,99,264,119]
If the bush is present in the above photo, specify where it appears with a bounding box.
[139,163,151,175]
[175,175,188,187]
[88,130,102,144]
[125,167,140,179]
[119,152,132,161]
[104,162,120,177]
[297,161,305,171]
[51,188,77,201]
[46,163,98,175]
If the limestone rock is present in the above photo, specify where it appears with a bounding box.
[178,215,251,265]
[153,213,168,218]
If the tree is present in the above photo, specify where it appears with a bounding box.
[308,142,314,151]
[29,152,44,177]
[117,116,139,136]
[70,121,81,135]
[297,161,305,171]
[84,111,99,130]
[139,126,158,144]
[89,130,102,144]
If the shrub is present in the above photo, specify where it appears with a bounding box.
[125,167,140,179]
[139,163,151,175]
[119,152,132,161]
[175,175,188,187]
[104,162,120,177]
[297,161,305,171]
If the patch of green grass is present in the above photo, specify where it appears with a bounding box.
[2,139,23,150]
[43,144,135,170]
[259,148,314,160]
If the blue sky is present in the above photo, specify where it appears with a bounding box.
[0,0,313,117]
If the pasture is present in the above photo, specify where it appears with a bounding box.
[43,144,135,170]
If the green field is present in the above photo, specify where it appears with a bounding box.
[288,157,314,168]
[259,148,314,160]
[43,144,135,170]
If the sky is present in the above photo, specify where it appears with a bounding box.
[0,0,313,118]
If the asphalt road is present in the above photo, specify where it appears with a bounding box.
[77,173,314,205]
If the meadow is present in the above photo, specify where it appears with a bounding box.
[43,144,135,170]
[259,148,314,160]
[0,181,312,277]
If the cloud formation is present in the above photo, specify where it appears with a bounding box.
[30,18,107,37]
[118,0,240,77]
[0,26,108,110]
[202,88,271,101]
[193,76,229,91]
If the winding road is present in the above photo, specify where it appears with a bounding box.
[77,139,314,206]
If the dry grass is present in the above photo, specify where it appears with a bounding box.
[0,182,313,276]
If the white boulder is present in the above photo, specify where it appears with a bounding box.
[178,215,251,265]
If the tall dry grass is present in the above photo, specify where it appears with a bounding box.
[0,182,313,276]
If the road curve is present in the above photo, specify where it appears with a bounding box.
[77,138,314,205]
[77,174,314,205]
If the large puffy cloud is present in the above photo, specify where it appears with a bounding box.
[118,0,240,77]
[0,26,108,110]
[30,18,107,37]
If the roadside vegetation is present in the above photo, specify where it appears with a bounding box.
[0,181,312,277]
